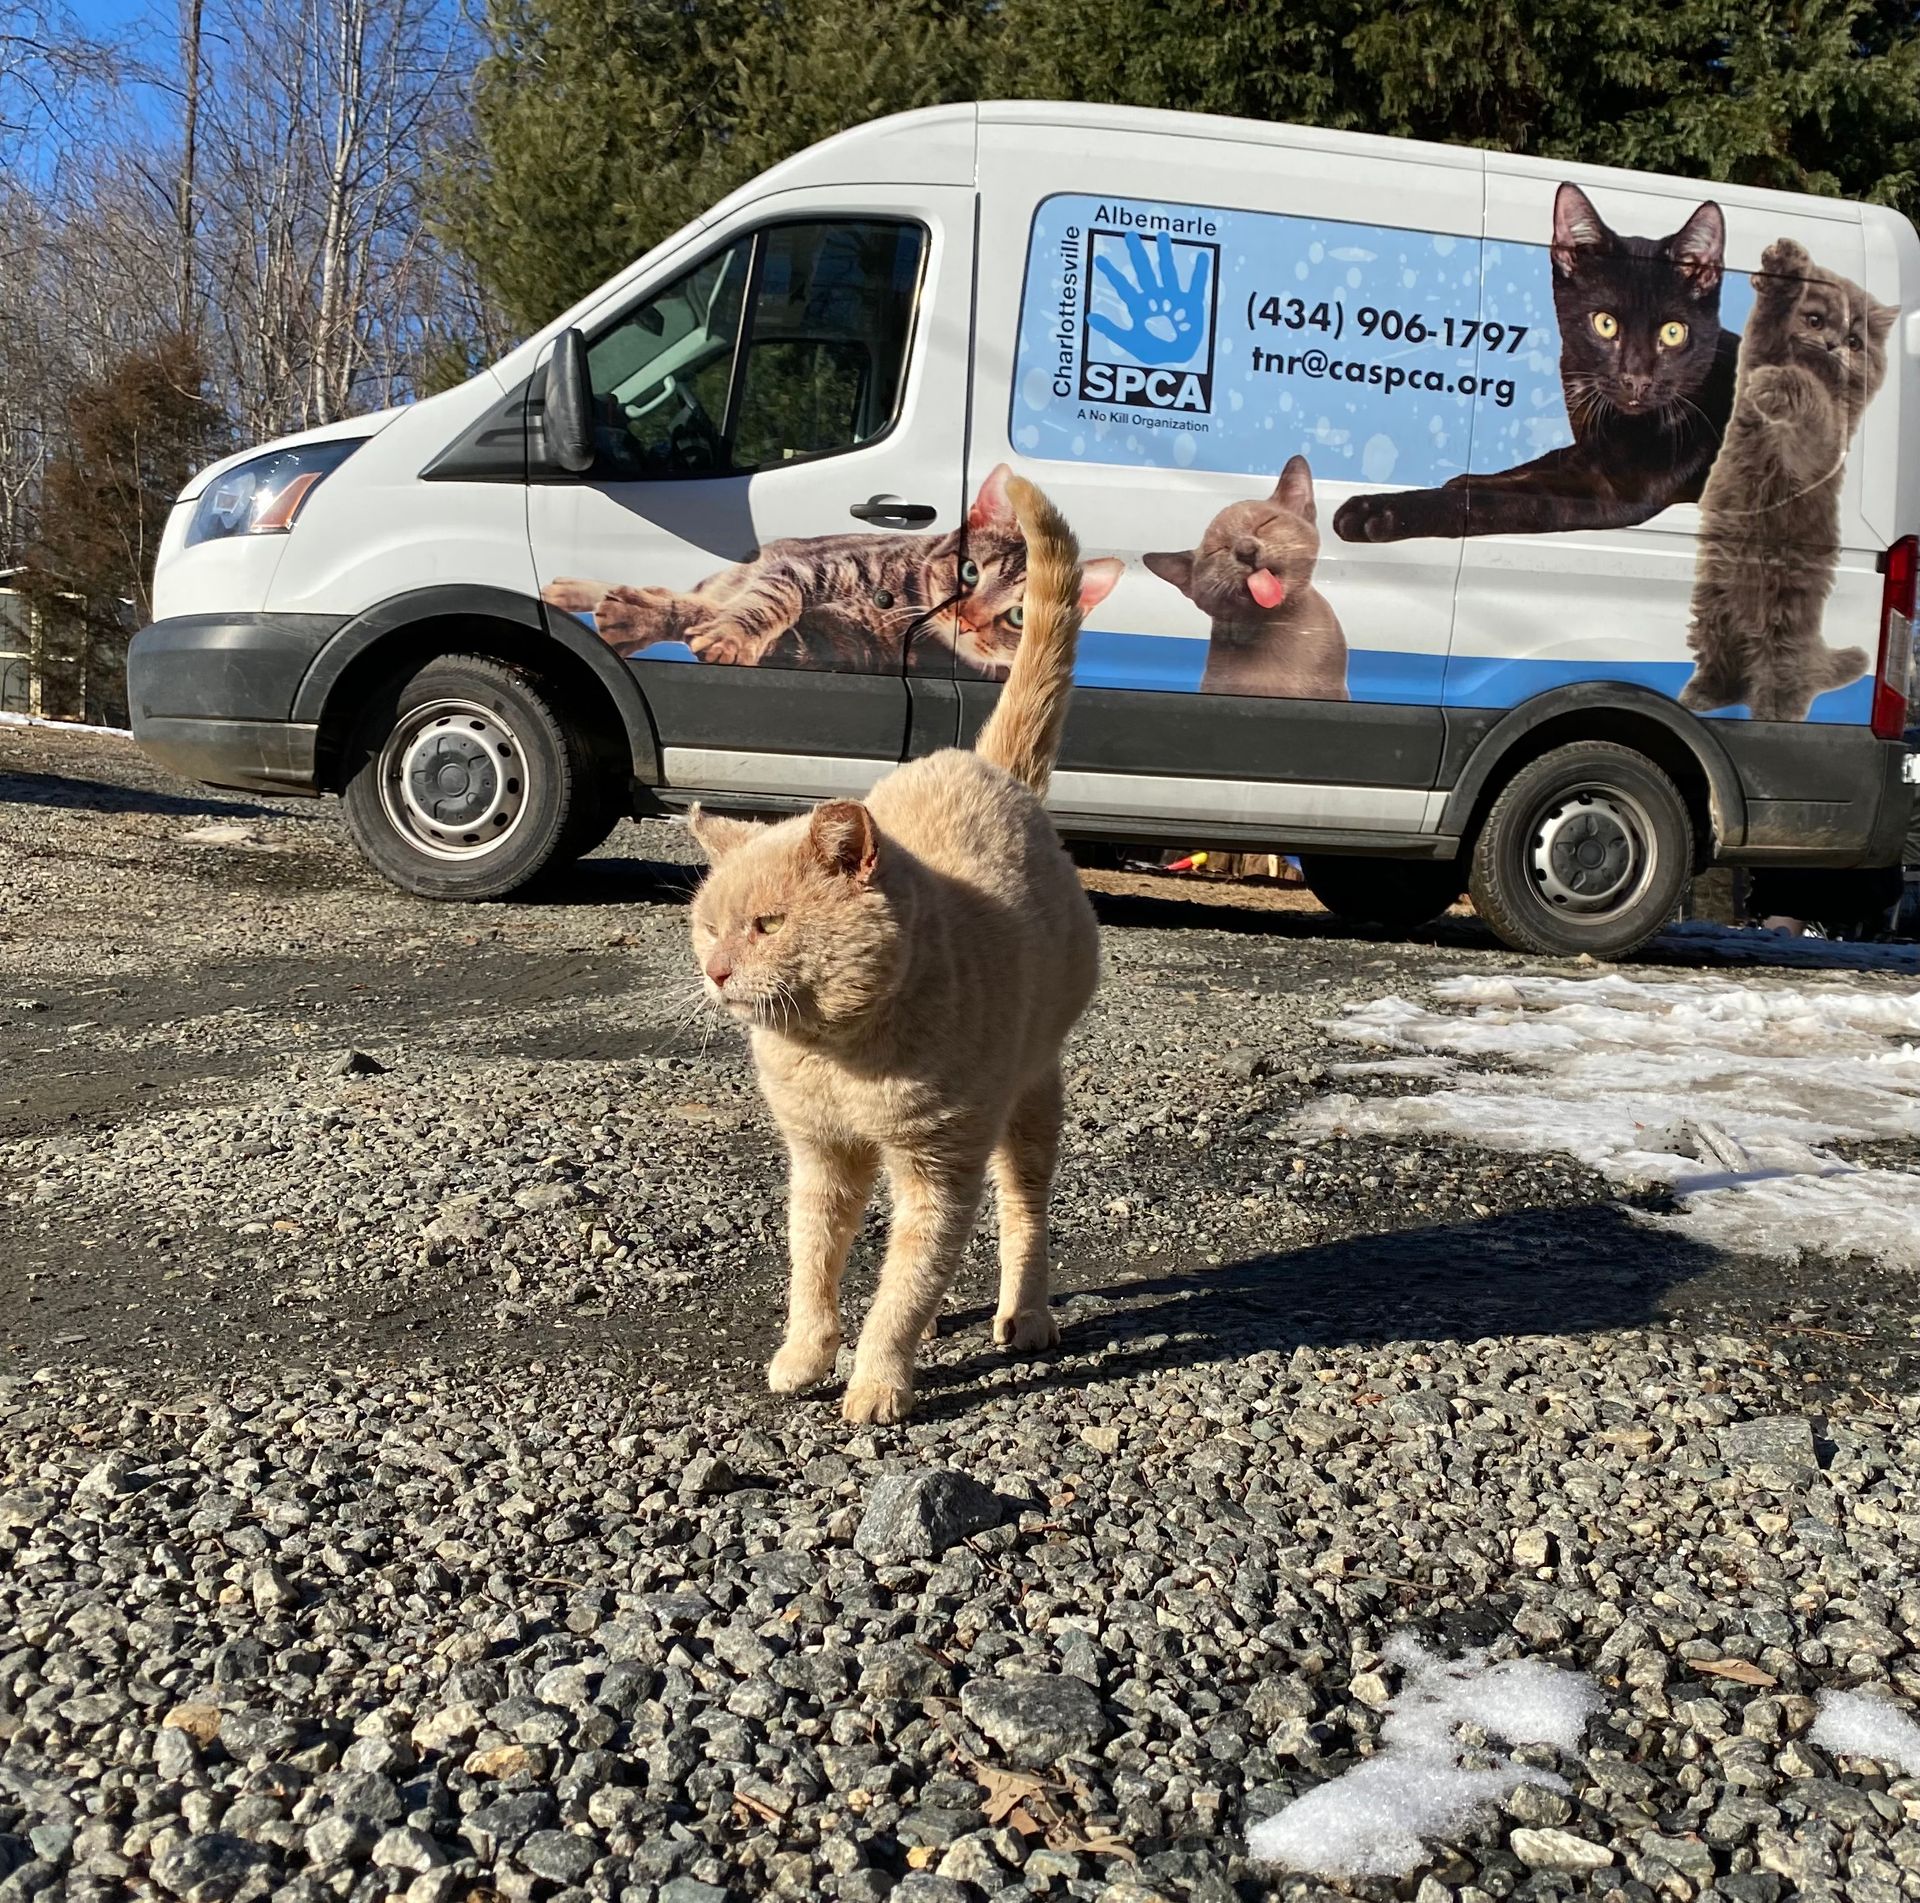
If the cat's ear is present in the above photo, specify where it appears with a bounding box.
[968,463,1016,530]
[1869,300,1899,345]
[687,803,761,862]
[1551,183,1612,277]
[808,800,879,885]
[1079,557,1124,612]
[1274,455,1316,521]
[1669,201,1725,296]
[1143,550,1195,594]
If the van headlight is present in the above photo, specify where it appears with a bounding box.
[185,439,364,547]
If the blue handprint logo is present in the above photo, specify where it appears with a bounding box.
[1090,230,1213,368]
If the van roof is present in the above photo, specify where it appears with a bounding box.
[730,99,1871,229]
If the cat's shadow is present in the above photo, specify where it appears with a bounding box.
[901,1196,1900,1417]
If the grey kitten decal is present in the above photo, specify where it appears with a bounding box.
[1681,239,1896,722]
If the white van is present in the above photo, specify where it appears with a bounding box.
[128,101,1920,957]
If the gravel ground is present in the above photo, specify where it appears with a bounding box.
[6,720,1920,1903]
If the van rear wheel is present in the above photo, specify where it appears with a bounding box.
[341,653,590,900]
[1298,855,1465,932]
[1469,740,1692,958]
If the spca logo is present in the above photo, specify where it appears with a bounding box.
[1080,227,1218,413]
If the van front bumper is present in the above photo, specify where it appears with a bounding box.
[127,612,343,795]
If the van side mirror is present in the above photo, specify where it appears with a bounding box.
[543,329,595,474]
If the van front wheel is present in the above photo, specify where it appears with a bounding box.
[341,653,587,900]
[1469,740,1692,958]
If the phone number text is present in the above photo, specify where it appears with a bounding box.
[1245,296,1530,354]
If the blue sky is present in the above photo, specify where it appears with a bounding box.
[70,0,154,30]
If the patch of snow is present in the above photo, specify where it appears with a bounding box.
[175,821,267,848]
[0,710,133,738]
[1296,972,1920,1266]
[1248,1636,1601,1879]
[1811,1688,1920,1772]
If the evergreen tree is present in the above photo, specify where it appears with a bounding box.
[443,0,990,330]
[441,0,1920,334]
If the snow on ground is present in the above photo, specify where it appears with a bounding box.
[0,711,133,738]
[1297,971,1920,1266]
[1812,1689,1920,1774]
[1248,1636,1602,1878]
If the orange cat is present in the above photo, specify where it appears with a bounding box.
[684,477,1099,1423]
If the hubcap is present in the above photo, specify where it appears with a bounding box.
[378,699,529,862]
[1527,785,1653,914]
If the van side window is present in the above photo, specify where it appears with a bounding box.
[583,220,925,480]
[729,223,926,470]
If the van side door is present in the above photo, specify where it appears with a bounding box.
[967,115,1481,842]
[529,187,975,802]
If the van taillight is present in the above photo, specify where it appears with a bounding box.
[1874,534,1917,739]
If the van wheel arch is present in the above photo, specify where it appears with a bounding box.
[1444,688,1741,874]
[299,587,660,797]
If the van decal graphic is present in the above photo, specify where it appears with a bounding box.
[545,189,1893,731]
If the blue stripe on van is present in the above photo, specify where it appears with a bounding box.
[1438,653,1873,724]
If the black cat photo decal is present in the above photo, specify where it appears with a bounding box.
[1335,183,1735,544]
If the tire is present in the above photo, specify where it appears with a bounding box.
[1468,740,1693,958]
[340,653,592,900]
[1298,854,1466,932]
[556,768,630,864]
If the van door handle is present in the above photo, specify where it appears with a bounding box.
[849,495,937,527]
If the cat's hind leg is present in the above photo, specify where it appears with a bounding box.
[844,1151,988,1424]
[989,1067,1064,1353]
[548,582,694,654]
[1677,663,1744,713]
[1820,645,1870,692]
[767,1135,877,1395]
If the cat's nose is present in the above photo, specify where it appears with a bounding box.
[1619,374,1653,404]
[1233,537,1262,565]
[705,954,733,988]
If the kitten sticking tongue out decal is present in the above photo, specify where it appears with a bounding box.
[1246,570,1287,609]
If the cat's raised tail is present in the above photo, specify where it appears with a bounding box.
[974,475,1085,797]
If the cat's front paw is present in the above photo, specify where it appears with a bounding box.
[1759,238,1811,282]
[992,1306,1059,1352]
[1333,493,1409,543]
[768,1331,840,1394]
[842,1376,915,1425]
[688,624,765,667]
[1743,366,1813,424]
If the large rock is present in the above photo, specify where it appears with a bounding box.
[854,1469,1003,1563]
[961,1674,1110,1768]
[151,1832,276,1901]
[1719,1416,1818,1486]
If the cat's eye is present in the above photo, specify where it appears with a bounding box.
[1590,311,1620,340]
[1805,311,1824,328]
[752,913,786,936]
[958,559,980,589]
[1659,320,1689,348]
[1006,605,1024,630]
